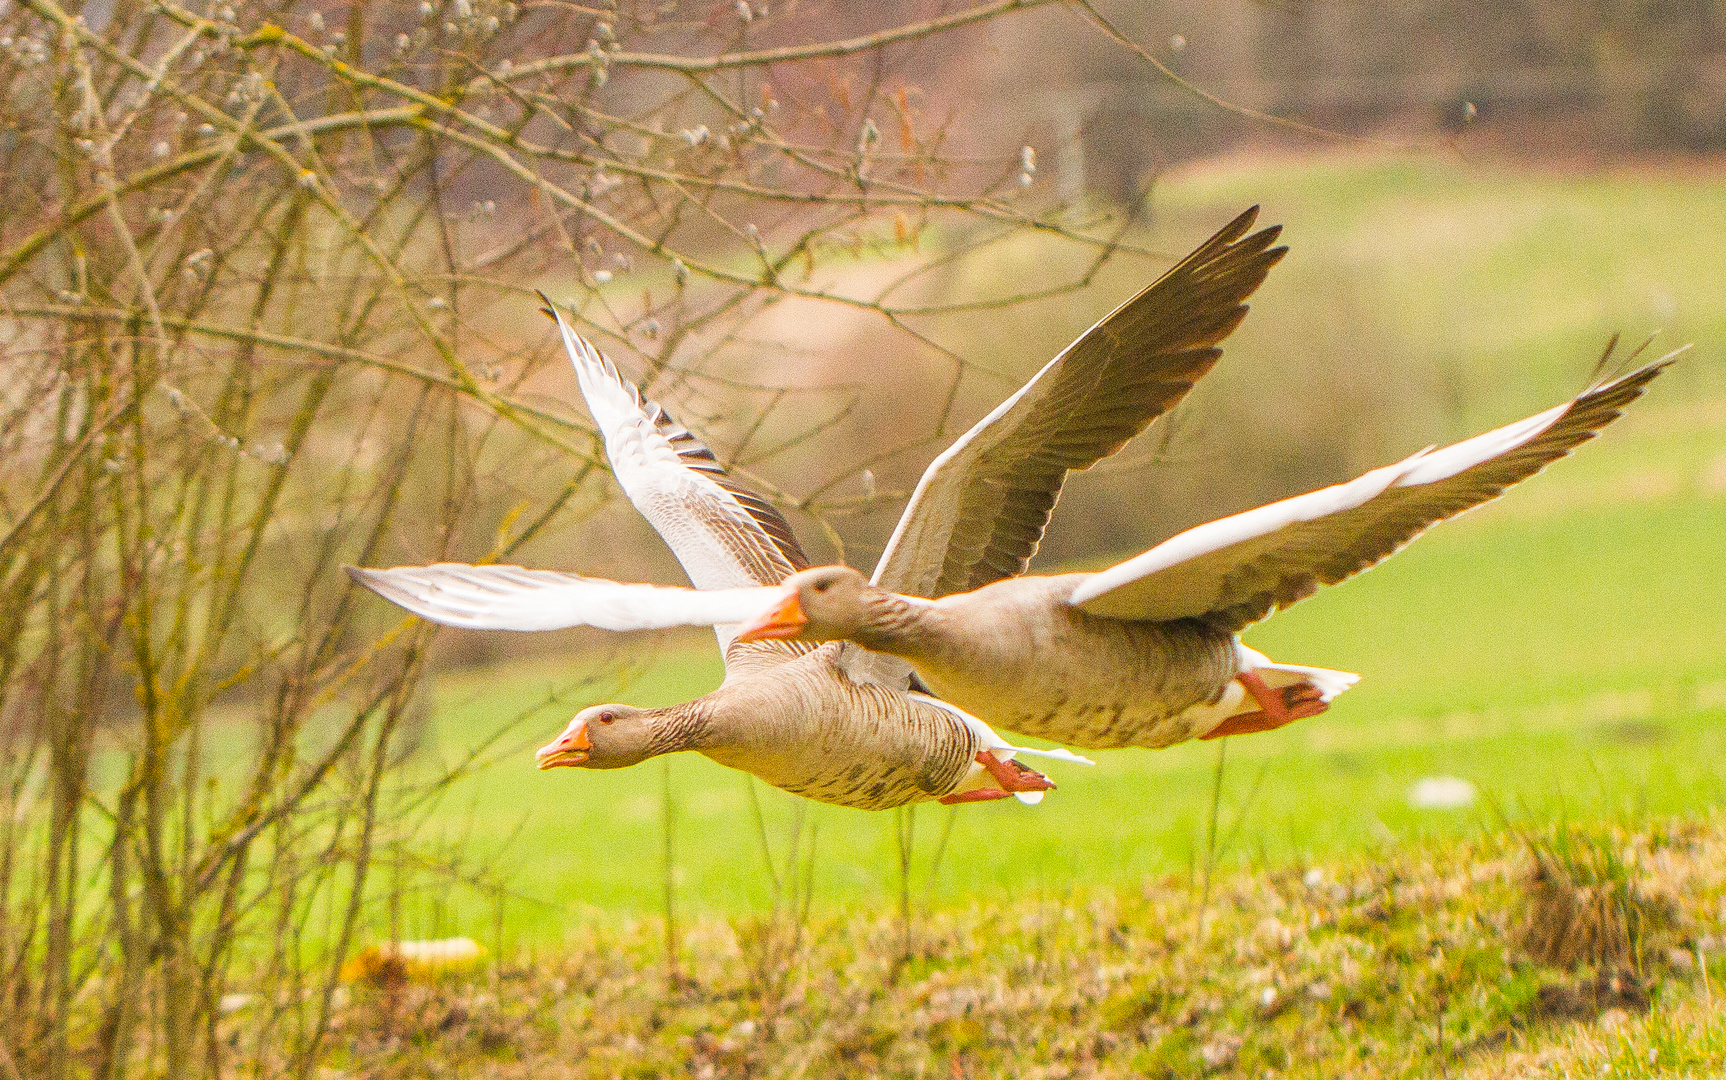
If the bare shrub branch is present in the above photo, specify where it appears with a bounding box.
[0,0,1138,1074]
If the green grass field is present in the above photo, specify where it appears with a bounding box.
[396,155,1726,950]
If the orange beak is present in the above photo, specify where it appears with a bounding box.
[733,589,807,643]
[535,720,592,769]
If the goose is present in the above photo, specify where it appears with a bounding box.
[529,644,1076,809]
[731,352,1675,749]
[351,206,1285,797]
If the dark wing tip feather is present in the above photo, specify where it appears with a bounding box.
[1581,351,1672,406]
[1203,205,1259,248]
[1581,334,1681,400]
[1528,352,1673,465]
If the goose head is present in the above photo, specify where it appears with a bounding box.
[733,564,894,644]
[536,704,661,770]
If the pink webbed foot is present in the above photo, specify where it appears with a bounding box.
[1200,671,1330,741]
[974,751,1054,793]
[938,752,1055,805]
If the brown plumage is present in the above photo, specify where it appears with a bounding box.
[370,307,1079,811]
[737,571,1257,750]
[360,212,1286,804]
[535,643,1047,811]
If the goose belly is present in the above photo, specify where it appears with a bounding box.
[700,664,978,810]
[917,612,1239,750]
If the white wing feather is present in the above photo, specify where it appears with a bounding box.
[1068,455,1425,610]
[347,564,779,633]
[1068,399,1578,617]
[551,307,796,594]
[548,305,804,655]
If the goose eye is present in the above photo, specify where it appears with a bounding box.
[597,711,616,724]
[814,581,830,593]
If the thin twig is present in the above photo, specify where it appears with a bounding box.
[1196,739,1228,939]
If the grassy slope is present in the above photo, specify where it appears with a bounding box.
[325,820,1726,1080]
[401,156,1726,948]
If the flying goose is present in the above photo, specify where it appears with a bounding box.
[354,207,1283,798]
[731,353,1675,749]
[528,645,1081,809]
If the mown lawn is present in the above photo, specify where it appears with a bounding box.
[388,155,1726,950]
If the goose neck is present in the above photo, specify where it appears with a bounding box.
[850,593,946,660]
[650,699,713,756]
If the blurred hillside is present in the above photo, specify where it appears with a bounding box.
[527,152,1723,613]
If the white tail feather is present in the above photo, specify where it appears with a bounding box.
[1235,644,1360,707]
[1007,744,1097,765]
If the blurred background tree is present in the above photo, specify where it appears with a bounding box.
[0,0,1129,1074]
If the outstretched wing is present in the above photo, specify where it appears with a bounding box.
[347,564,779,633]
[1070,353,1675,631]
[549,300,807,590]
[547,300,810,660]
[872,207,1286,599]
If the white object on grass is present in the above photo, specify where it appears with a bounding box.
[1407,776,1477,810]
